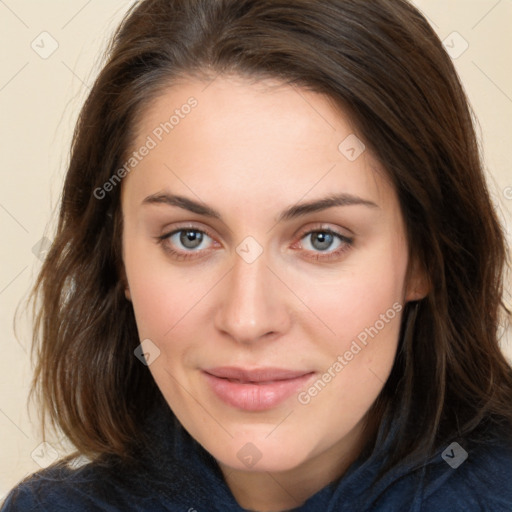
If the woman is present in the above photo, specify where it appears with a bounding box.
[2,0,512,510]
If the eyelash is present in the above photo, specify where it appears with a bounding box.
[155,225,354,262]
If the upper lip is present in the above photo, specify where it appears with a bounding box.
[203,367,313,383]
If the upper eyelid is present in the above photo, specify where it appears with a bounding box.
[296,226,351,239]
[162,223,217,240]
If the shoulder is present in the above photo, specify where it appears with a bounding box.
[0,458,162,512]
[373,436,512,512]
[420,437,512,511]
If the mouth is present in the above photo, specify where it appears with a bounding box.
[202,366,316,411]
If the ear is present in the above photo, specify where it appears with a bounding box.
[404,254,430,302]
[118,265,132,302]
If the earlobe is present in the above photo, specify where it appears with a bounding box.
[406,288,428,302]
[125,286,132,301]
[405,256,430,302]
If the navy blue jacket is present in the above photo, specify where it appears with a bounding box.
[2,402,512,511]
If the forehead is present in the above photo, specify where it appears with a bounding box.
[122,75,393,216]
[136,74,355,158]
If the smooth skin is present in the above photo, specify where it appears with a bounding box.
[121,75,428,511]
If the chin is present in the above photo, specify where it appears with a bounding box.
[206,434,316,473]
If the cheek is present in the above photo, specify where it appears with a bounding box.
[127,270,205,341]
[306,247,406,345]
[309,282,403,390]
[297,238,407,397]
[123,225,214,337]
[295,277,404,425]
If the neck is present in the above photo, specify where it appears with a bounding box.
[218,416,375,512]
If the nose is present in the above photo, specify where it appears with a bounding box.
[214,249,291,345]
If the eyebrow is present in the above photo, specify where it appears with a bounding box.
[142,192,379,222]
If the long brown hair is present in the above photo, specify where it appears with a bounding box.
[28,0,512,478]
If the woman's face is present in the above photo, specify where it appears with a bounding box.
[121,75,425,474]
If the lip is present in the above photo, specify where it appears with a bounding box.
[202,366,315,411]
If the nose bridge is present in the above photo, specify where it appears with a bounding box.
[214,247,289,344]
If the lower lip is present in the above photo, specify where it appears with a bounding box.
[202,372,315,411]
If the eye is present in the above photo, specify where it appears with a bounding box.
[296,228,353,261]
[302,231,340,251]
[156,227,216,260]
[156,225,353,262]
[170,229,210,250]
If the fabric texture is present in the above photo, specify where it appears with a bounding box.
[2,399,512,511]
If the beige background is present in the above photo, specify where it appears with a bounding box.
[0,0,511,499]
